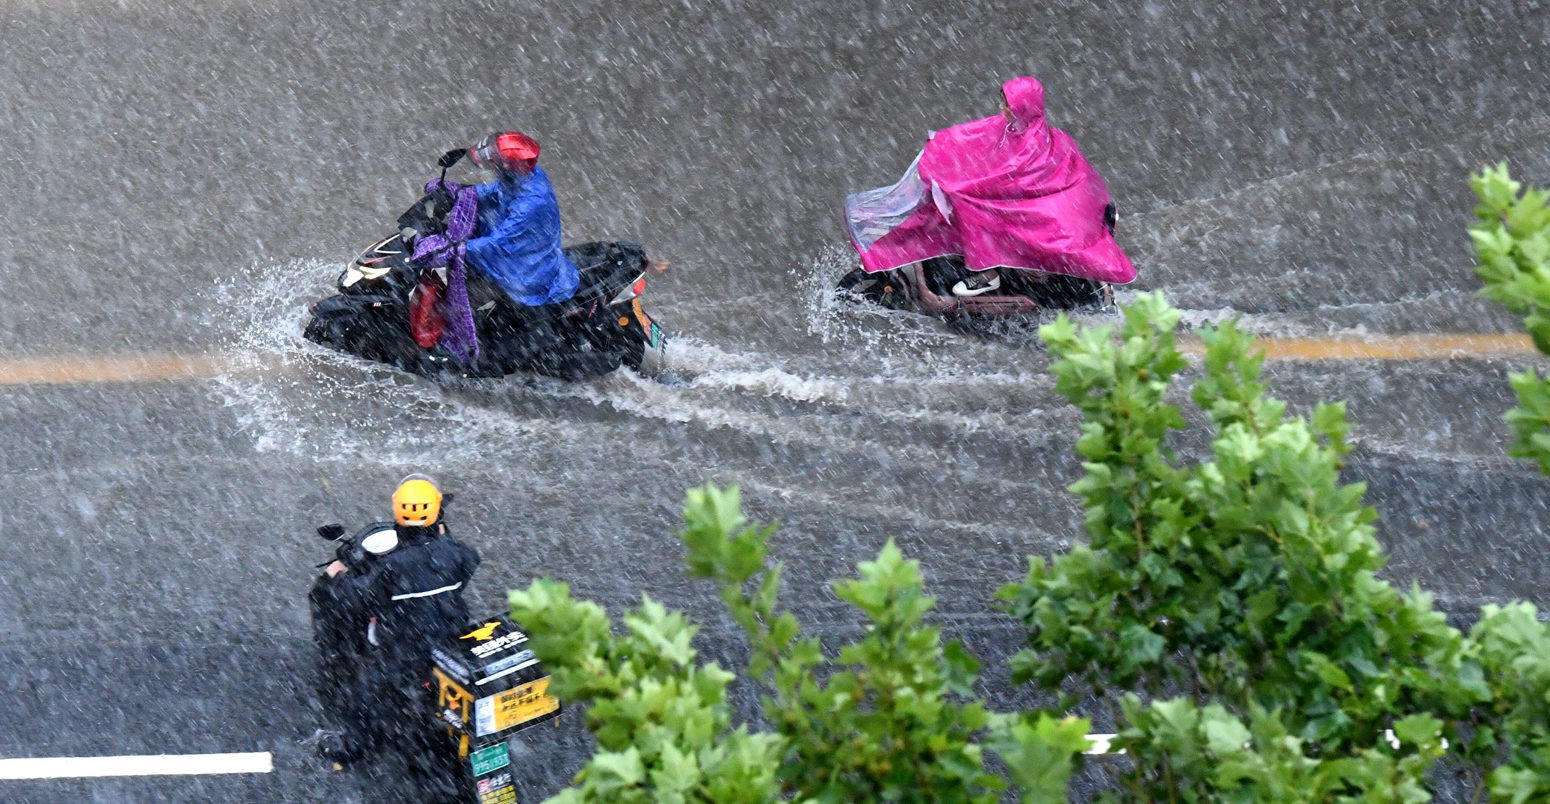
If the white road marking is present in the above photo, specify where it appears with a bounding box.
[1085,733,1120,755]
[0,752,272,780]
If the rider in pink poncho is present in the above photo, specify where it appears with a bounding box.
[847,76,1135,297]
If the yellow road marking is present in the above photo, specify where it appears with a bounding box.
[1180,333,1538,361]
[0,355,265,386]
[0,334,1540,387]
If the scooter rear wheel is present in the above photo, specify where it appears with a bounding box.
[620,329,646,371]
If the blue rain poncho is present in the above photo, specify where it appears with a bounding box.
[465,167,580,306]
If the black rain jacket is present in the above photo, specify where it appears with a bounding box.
[344,524,481,666]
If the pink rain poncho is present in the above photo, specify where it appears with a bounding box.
[846,77,1136,284]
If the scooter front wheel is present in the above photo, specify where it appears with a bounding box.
[837,268,904,308]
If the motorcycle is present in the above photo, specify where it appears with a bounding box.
[305,153,668,381]
[309,518,561,802]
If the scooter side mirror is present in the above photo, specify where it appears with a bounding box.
[317,524,347,541]
[437,149,466,169]
[441,492,455,507]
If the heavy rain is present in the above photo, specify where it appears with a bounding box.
[1,0,1548,801]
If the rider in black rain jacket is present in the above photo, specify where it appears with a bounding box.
[319,475,480,768]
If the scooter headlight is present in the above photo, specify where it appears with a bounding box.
[340,261,391,289]
[359,526,399,555]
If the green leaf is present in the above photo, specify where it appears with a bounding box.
[989,714,1089,803]
[649,741,700,794]
[943,640,981,697]
[1200,709,1252,756]
[1489,765,1548,804]
[588,748,646,790]
[1298,652,1354,692]
[1391,713,1443,750]
[1120,623,1166,665]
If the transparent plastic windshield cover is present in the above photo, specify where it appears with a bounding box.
[845,150,928,251]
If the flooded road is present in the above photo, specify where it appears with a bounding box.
[1,0,1548,800]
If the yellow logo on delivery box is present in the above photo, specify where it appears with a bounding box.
[461,622,500,642]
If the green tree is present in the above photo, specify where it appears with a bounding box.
[1001,292,1465,801]
[510,484,1088,803]
[504,576,783,804]
[1466,164,1550,802]
[1472,162,1550,471]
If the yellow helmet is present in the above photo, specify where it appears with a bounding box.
[392,474,443,527]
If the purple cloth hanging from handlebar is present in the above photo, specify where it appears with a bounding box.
[409,178,479,362]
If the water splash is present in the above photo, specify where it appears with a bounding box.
[794,242,958,349]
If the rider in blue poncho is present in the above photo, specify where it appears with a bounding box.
[464,132,579,307]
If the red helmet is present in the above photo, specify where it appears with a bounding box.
[469,131,540,175]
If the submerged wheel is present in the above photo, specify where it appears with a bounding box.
[1029,275,1112,311]
[620,330,646,371]
[527,325,628,381]
[302,316,327,345]
[837,268,903,307]
[836,268,880,300]
[620,324,668,376]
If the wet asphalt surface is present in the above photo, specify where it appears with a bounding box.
[2,0,1549,801]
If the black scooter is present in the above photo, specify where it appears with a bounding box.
[309,518,561,802]
[305,151,667,381]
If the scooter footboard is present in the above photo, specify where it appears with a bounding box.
[911,263,1038,316]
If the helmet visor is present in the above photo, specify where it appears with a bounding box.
[469,132,538,175]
